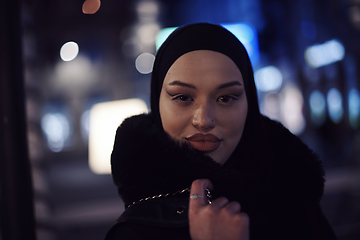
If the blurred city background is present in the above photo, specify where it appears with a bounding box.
[3,0,360,239]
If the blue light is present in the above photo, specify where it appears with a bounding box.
[254,66,283,92]
[309,90,326,126]
[305,39,345,68]
[41,113,70,152]
[155,27,177,50]
[155,23,260,65]
[222,23,259,65]
[223,23,254,43]
[348,88,360,128]
[327,88,343,123]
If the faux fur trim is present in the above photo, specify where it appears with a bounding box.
[111,113,325,224]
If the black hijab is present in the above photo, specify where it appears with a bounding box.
[151,23,259,127]
[150,22,272,170]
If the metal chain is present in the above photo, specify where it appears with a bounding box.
[205,188,213,204]
[127,187,190,208]
[127,187,213,208]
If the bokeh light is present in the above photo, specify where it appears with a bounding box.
[327,88,344,123]
[280,85,305,135]
[305,39,345,68]
[156,27,177,49]
[55,56,96,90]
[60,41,79,62]
[80,110,90,142]
[82,0,101,14]
[225,23,254,43]
[135,52,155,74]
[348,88,360,128]
[137,23,160,46]
[261,93,281,120]
[223,23,259,64]
[41,113,70,152]
[136,0,159,20]
[254,66,283,92]
[89,99,148,174]
[309,90,326,126]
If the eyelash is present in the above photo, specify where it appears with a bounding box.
[172,94,193,102]
[217,95,239,103]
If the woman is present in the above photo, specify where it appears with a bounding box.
[105,23,336,240]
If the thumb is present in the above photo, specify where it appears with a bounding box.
[189,179,214,209]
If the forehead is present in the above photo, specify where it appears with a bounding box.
[164,50,243,84]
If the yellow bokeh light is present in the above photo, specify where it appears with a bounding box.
[88,99,148,174]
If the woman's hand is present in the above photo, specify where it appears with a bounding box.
[189,179,250,240]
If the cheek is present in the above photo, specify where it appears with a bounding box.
[234,111,247,137]
[222,104,248,139]
[224,104,247,130]
[159,97,188,140]
[214,105,247,164]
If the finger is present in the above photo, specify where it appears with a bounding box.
[189,179,214,208]
[224,201,241,214]
[236,212,250,229]
[210,197,229,209]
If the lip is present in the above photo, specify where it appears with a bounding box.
[185,133,221,152]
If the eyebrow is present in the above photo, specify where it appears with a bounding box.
[168,80,196,89]
[216,81,242,90]
[168,80,242,90]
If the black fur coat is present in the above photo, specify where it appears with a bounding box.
[105,113,336,240]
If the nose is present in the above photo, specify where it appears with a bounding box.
[192,102,215,132]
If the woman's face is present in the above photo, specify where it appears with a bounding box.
[159,50,248,165]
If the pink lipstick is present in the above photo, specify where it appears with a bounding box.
[186,133,221,152]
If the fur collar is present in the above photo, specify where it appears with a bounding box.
[111,113,325,221]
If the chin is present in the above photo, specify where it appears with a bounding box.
[206,152,227,165]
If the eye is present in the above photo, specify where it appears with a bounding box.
[217,95,237,103]
[173,94,193,102]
